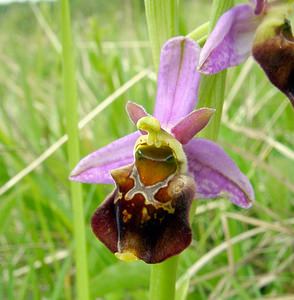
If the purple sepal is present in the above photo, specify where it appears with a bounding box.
[198,4,259,74]
[154,36,201,128]
[70,132,139,184]
[184,139,254,208]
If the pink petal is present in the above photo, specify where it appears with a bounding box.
[126,101,148,125]
[171,108,215,144]
[70,132,139,184]
[184,139,254,208]
[198,4,260,74]
[154,37,201,128]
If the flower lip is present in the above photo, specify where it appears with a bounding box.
[92,162,196,264]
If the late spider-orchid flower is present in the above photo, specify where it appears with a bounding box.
[70,37,254,264]
[198,0,294,106]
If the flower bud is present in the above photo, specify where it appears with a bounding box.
[253,9,294,105]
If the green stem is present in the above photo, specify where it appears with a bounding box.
[198,72,227,140]
[208,0,234,30]
[175,1,234,299]
[198,0,234,141]
[149,256,179,300]
[60,1,90,299]
[145,1,180,299]
[187,21,209,41]
[144,0,179,69]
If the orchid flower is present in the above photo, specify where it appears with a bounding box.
[70,37,254,264]
[198,0,294,106]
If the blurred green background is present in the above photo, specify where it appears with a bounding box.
[0,0,293,299]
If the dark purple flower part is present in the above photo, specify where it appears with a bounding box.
[92,154,196,263]
[198,0,294,106]
[253,17,294,105]
[70,37,254,264]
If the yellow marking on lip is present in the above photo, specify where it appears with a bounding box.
[122,209,132,223]
[141,207,151,223]
[115,251,138,262]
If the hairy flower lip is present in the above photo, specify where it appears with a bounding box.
[92,162,196,264]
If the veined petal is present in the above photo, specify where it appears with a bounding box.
[171,108,215,144]
[199,4,260,74]
[184,139,254,208]
[126,101,148,125]
[154,37,201,128]
[70,132,139,184]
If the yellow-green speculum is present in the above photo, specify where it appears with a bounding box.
[135,116,188,174]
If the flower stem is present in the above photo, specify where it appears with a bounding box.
[144,0,179,69]
[145,1,180,299]
[198,0,234,141]
[187,21,209,42]
[177,1,234,298]
[208,0,234,30]
[198,73,227,140]
[60,1,90,299]
[149,256,179,300]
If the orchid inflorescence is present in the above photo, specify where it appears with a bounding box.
[199,0,294,105]
[70,0,293,264]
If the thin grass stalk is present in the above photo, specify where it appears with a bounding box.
[60,0,90,299]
